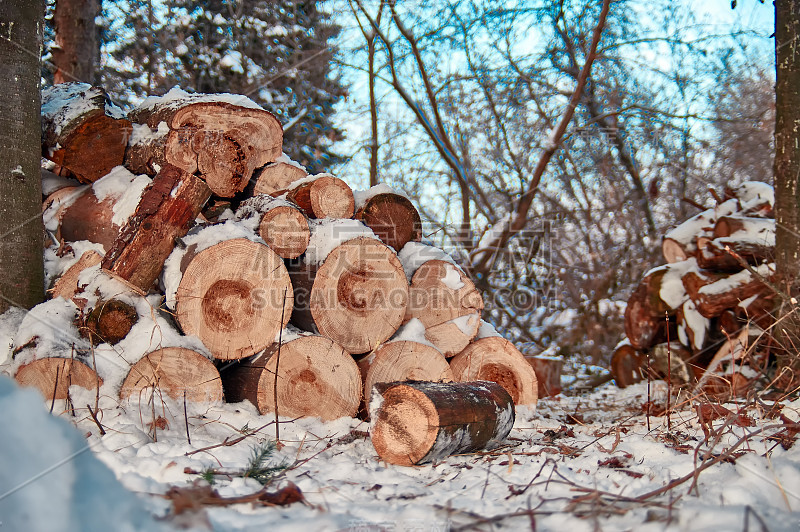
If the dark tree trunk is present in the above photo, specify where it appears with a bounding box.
[774,0,800,389]
[0,0,45,313]
[52,0,99,84]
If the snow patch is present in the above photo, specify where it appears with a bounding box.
[91,166,152,227]
[397,242,456,282]
[304,218,377,266]
[441,263,465,291]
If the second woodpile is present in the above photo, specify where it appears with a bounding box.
[13,82,541,422]
[611,182,776,398]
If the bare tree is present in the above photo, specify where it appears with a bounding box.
[0,0,45,312]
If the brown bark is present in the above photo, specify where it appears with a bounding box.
[221,335,361,420]
[682,270,771,319]
[0,0,44,313]
[355,192,422,252]
[57,186,121,250]
[125,92,282,197]
[713,216,774,239]
[370,380,515,466]
[282,174,355,219]
[358,340,453,407]
[101,165,211,292]
[15,357,101,401]
[251,162,307,196]
[525,356,563,397]
[623,268,673,350]
[288,237,408,355]
[41,83,131,183]
[449,337,538,406]
[120,347,223,402]
[696,238,773,271]
[404,260,483,356]
[174,238,293,360]
[52,0,99,84]
[80,298,138,345]
[610,343,644,388]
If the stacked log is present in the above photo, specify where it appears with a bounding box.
[612,182,776,398]
[7,82,537,424]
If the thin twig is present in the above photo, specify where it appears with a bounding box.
[184,390,191,445]
[275,287,287,443]
[86,404,106,436]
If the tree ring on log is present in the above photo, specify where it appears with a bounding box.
[15,358,101,401]
[258,207,309,259]
[120,347,223,402]
[356,193,422,251]
[176,238,292,360]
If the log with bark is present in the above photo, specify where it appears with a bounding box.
[41,83,131,183]
[79,298,138,345]
[682,266,773,319]
[120,347,223,402]
[525,356,563,397]
[696,238,773,271]
[221,334,362,420]
[624,267,674,350]
[449,337,539,406]
[101,165,211,292]
[15,357,101,401]
[125,88,282,197]
[280,174,355,219]
[369,380,515,466]
[173,237,293,360]
[405,259,483,357]
[235,195,310,259]
[609,342,644,388]
[289,236,408,355]
[358,340,453,407]
[355,192,422,252]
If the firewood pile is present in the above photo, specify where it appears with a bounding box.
[8,82,541,421]
[611,182,776,398]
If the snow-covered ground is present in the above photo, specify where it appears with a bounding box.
[3,376,800,531]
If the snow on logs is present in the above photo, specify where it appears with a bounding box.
[613,182,776,397]
[125,87,282,197]
[41,83,131,183]
[369,380,515,466]
[18,84,529,440]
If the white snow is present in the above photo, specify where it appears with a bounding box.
[397,242,456,282]
[678,299,708,351]
[387,318,439,350]
[659,258,698,310]
[304,218,377,266]
[91,166,152,227]
[42,83,126,138]
[450,313,480,336]
[352,183,408,210]
[476,319,503,339]
[161,221,263,309]
[275,152,306,171]
[699,263,775,296]
[664,198,739,247]
[234,194,295,232]
[440,263,465,291]
[128,121,169,146]
[733,181,774,207]
[136,86,264,114]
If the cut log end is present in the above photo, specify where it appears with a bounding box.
[175,238,293,360]
[81,299,138,345]
[356,193,422,251]
[450,337,538,406]
[258,206,310,259]
[120,348,223,402]
[610,344,645,388]
[287,175,355,219]
[370,380,515,466]
[252,162,308,196]
[15,358,102,401]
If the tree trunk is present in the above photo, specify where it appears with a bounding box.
[41,83,130,183]
[174,238,292,360]
[358,340,453,408]
[682,268,771,319]
[282,174,355,219]
[221,334,362,420]
[288,237,408,355]
[52,0,99,84]
[449,337,538,406]
[15,357,101,401]
[120,347,223,402]
[125,90,283,197]
[773,0,800,390]
[235,196,310,259]
[355,192,422,252]
[405,259,483,356]
[370,380,515,466]
[0,0,44,313]
[101,165,211,292]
